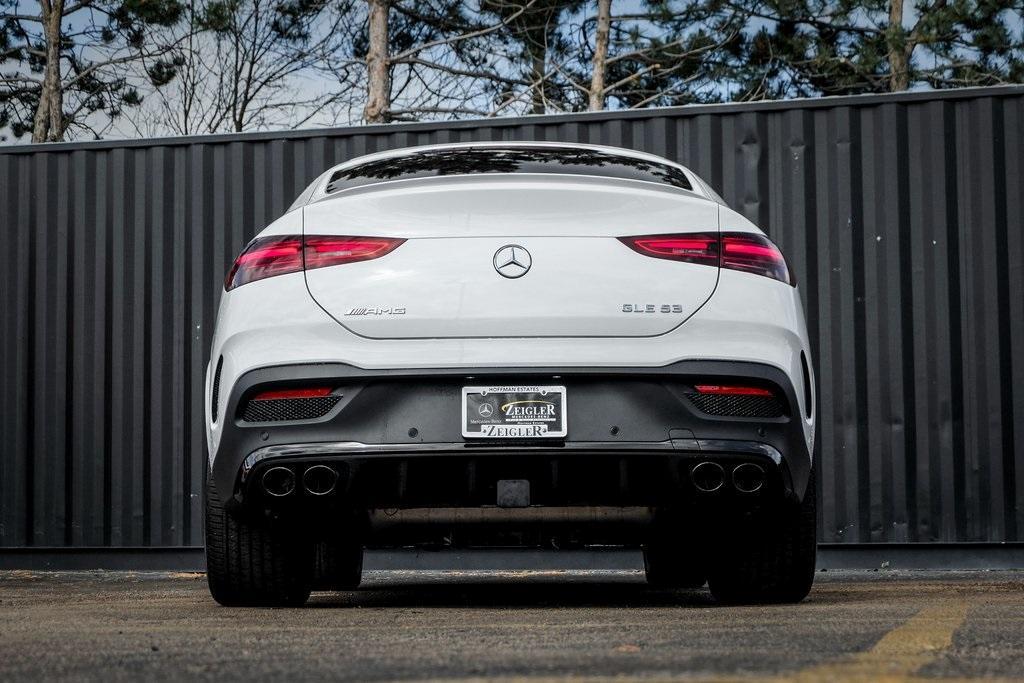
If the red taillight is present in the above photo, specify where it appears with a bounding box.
[252,387,333,401]
[225,235,404,290]
[225,236,303,289]
[303,236,404,270]
[694,384,774,397]
[618,233,719,266]
[619,232,793,285]
[720,233,792,285]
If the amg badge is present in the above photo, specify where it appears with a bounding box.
[344,306,407,316]
[622,304,684,313]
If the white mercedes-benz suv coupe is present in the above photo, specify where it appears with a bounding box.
[204,142,817,606]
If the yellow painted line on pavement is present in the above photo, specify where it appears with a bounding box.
[416,600,974,683]
[777,599,970,682]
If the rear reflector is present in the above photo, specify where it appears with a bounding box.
[242,391,341,423]
[694,384,774,397]
[252,387,333,401]
[686,389,785,418]
[225,235,404,290]
[619,232,794,285]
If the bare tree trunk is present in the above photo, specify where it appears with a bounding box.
[32,0,66,142]
[588,0,611,111]
[529,47,546,115]
[32,88,50,143]
[45,0,65,140]
[887,0,910,91]
[363,0,390,123]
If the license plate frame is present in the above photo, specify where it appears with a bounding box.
[461,385,567,439]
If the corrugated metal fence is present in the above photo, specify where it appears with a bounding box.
[1,86,1022,550]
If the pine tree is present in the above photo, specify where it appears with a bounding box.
[1,0,186,141]
[729,0,1024,99]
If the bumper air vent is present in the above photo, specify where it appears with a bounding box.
[211,356,223,423]
[241,387,340,423]
[685,384,785,419]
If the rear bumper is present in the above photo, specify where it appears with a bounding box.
[239,440,793,547]
[210,360,813,522]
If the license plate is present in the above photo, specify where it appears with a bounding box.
[462,385,567,439]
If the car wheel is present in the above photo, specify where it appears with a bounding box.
[643,542,706,588]
[205,477,313,607]
[707,469,817,604]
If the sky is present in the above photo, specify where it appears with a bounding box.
[3,0,1023,144]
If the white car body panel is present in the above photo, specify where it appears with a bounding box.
[302,175,720,339]
[207,270,814,459]
[206,142,814,466]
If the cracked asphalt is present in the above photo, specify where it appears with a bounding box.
[0,569,1022,682]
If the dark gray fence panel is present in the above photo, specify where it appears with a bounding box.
[1,86,1022,549]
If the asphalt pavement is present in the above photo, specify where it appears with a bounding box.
[1,569,1022,682]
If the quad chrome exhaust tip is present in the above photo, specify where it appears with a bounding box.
[302,465,339,496]
[261,466,296,497]
[691,461,726,493]
[732,463,766,493]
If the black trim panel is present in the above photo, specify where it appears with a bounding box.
[211,361,813,509]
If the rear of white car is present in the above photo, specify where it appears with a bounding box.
[204,143,817,606]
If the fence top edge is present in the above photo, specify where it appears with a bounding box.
[2,84,1022,156]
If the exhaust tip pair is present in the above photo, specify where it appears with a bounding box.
[261,465,338,497]
[691,461,765,494]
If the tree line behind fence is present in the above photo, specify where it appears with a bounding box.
[2,0,1023,143]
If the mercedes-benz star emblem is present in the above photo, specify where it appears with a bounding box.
[493,245,532,279]
[478,402,495,417]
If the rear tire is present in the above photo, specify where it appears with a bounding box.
[205,477,314,607]
[707,469,817,604]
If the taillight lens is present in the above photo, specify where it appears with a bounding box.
[619,232,794,286]
[619,233,719,266]
[303,236,405,270]
[226,235,303,289]
[225,235,404,290]
[720,233,792,285]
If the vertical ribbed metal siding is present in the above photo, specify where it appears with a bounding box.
[1,86,1021,548]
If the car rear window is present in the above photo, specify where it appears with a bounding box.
[325,147,693,193]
